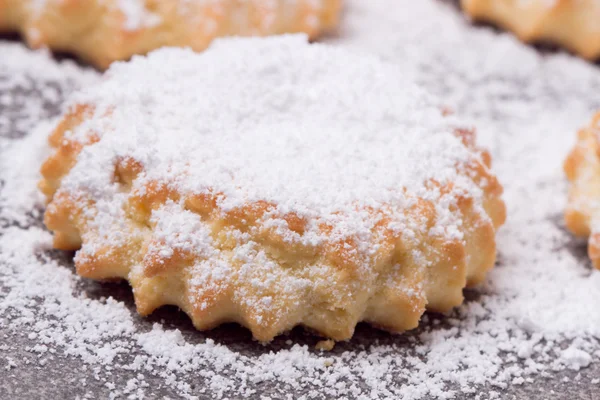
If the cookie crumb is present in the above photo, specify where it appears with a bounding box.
[315,339,335,351]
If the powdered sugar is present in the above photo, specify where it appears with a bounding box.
[113,0,162,30]
[0,44,97,226]
[0,120,53,224]
[150,202,214,260]
[1,1,600,399]
[0,45,96,138]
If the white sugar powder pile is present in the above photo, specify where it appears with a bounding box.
[1,0,600,398]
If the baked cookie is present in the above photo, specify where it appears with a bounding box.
[461,0,600,60]
[564,112,600,269]
[39,36,506,342]
[0,0,341,68]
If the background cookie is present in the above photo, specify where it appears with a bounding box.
[564,112,600,269]
[0,0,341,68]
[462,0,600,60]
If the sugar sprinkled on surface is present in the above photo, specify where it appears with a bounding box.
[0,44,96,138]
[1,0,600,399]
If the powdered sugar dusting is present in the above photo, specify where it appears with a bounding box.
[0,120,53,224]
[0,45,97,138]
[67,36,472,211]
[1,0,600,398]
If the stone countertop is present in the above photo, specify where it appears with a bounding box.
[1,1,600,398]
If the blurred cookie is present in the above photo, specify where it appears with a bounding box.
[0,0,341,68]
[462,0,600,60]
[564,112,600,269]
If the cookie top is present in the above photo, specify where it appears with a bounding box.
[64,35,477,243]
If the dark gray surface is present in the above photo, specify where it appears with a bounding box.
[0,318,599,400]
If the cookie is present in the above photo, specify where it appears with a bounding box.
[39,36,506,341]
